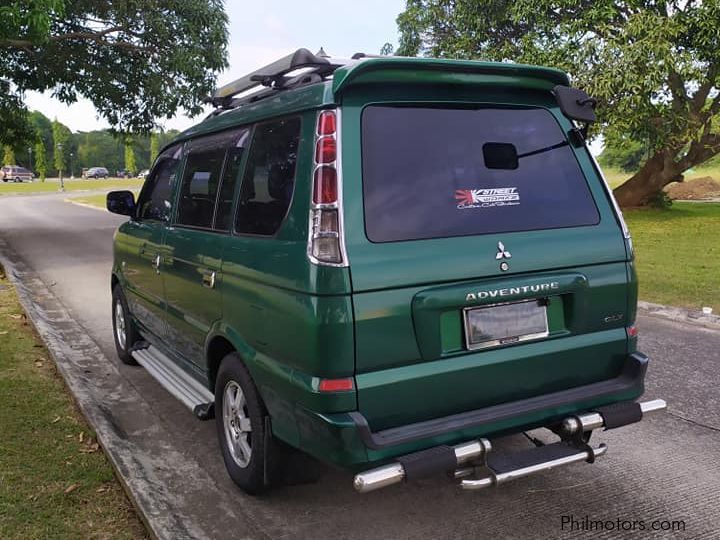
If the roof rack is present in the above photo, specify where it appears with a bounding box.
[209,48,351,110]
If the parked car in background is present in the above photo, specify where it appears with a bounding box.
[84,167,109,179]
[138,169,150,180]
[116,169,135,178]
[1,165,34,182]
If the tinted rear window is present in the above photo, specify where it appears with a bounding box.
[362,106,599,243]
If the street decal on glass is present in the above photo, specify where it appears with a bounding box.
[455,187,520,209]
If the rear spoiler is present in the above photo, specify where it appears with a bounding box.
[332,57,570,95]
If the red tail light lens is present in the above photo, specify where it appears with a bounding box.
[628,325,638,337]
[317,110,336,135]
[315,136,337,164]
[313,166,338,204]
[318,378,354,392]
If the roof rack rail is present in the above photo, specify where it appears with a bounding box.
[209,48,350,109]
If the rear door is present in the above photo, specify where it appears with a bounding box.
[163,129,249,367]
[341,97,631,431]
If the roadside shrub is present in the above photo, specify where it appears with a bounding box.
[648,191,673,209]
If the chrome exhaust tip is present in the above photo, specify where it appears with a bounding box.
[562,399,666,435]
[353,438,491,493]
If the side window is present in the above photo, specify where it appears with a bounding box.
[214,148,243,231]
[137,145,181,222]
[235,117,301,236]
[176,147,226,228]
[214,129,249,231]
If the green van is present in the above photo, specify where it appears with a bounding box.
[107,49,665,495]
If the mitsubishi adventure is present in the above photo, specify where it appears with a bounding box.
[107,49,666,495]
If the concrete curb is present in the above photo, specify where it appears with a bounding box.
[0,239,255,540]
[638,300,720,330]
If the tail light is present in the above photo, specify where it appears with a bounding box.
[315,137,337,164]
[313,166,337,204]
[317,110,337,135]
[308,109,347,266]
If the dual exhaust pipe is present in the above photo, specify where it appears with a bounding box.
[353,399,667,493]
[561,398,666,435]
[353,438,493,493]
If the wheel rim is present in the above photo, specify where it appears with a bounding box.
[223,381,253,468]
[114,301,126,350]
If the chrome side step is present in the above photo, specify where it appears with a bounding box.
[459,442,607,490]
[132,346,214,414]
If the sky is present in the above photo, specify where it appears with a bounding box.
[24,0,407,133]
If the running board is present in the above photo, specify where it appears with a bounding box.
[132,346,215,419]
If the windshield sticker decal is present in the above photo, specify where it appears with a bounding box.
[455,188,521,209]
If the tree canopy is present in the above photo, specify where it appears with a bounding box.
[397,0,720,206]
[0,0,228,148]
[9,110,178,177]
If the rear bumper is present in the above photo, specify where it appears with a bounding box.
[351,352,648,450]
[355,397,667,493]
[293,352,648,468]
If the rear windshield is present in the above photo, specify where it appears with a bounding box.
[361,105,600,243]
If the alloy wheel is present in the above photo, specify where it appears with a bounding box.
[223,380,253,467]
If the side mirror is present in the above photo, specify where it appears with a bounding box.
[553,85,597,124]
[107,190,136,217]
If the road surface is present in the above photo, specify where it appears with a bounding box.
[1,192,718,539]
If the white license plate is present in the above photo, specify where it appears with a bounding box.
[463,299,549,350]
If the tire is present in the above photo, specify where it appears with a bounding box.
[215,353,282,495]
[112,285,139,365]
[14,177,20,183]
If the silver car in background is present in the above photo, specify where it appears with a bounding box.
[1,165,34,182]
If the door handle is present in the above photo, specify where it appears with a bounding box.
[202,271,216,289]
[151,254,161,274]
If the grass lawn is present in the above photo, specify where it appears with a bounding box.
[0,178,143,196]
[625,202,720,311]
[0,266,147,539]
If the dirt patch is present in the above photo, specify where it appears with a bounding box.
[665,176,720,200]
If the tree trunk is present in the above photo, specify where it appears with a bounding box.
[612,151,682,208]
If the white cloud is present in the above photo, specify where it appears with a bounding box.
[24,91,110,132]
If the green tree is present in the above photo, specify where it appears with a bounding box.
[34,137,47,181]
[3,145,15,166]
[124,138,137,173]
[0,0,228,149]
[76,130,123,173]
[149,132,160,164]
[397,1,720,207]
[52,118,70,176]
[598,135,648,174]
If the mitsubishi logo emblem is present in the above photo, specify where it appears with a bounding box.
[495,241,511,260]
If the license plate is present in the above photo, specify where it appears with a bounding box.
[463,299,549,350]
